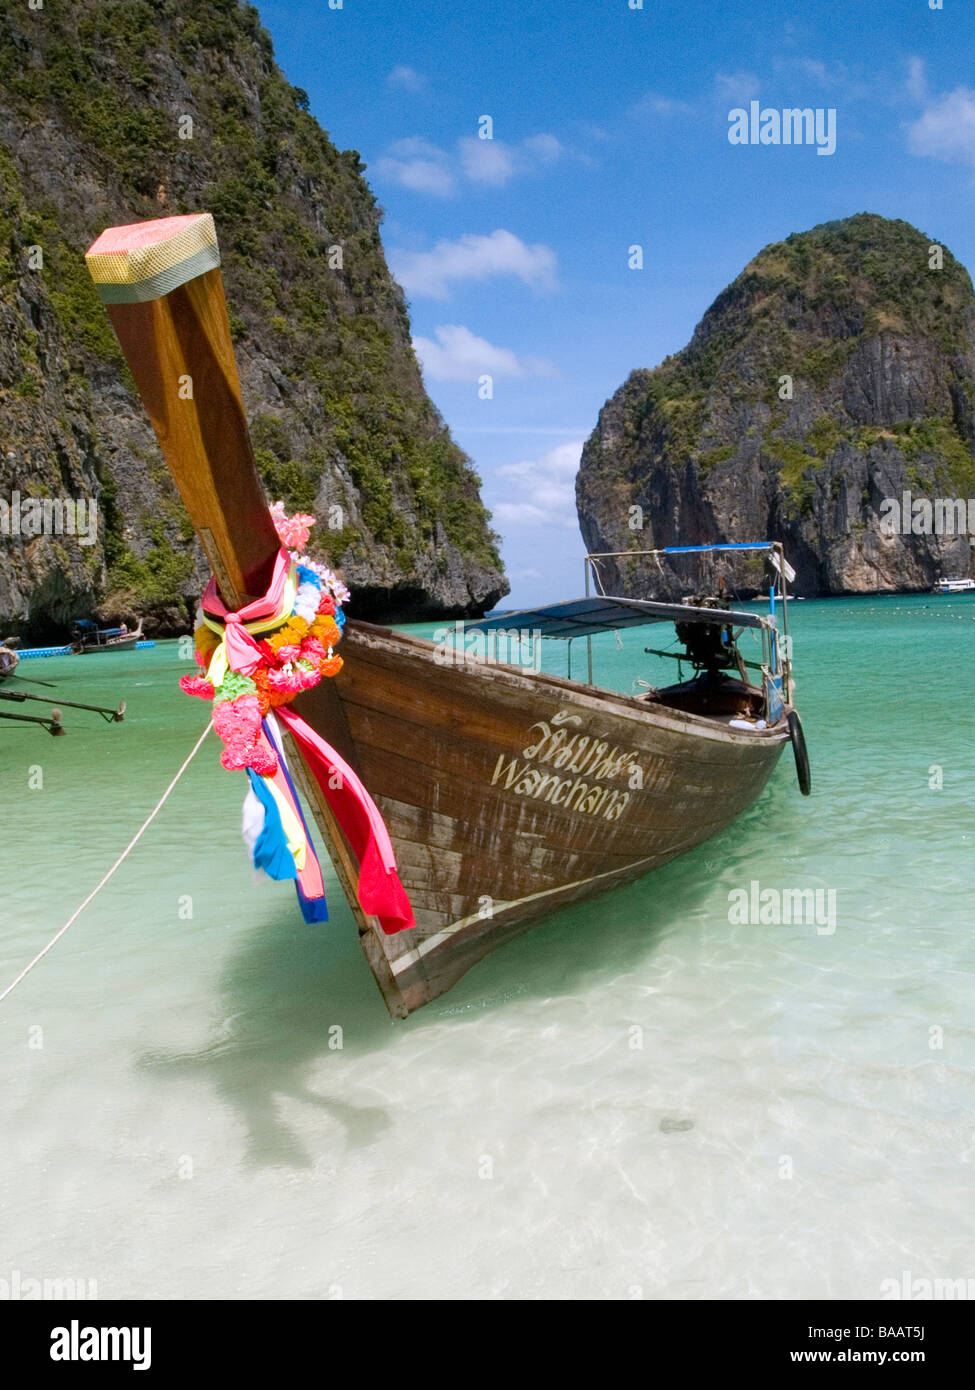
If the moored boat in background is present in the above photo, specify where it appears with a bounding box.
[933,577,975,594]
[0,638,19,682]
[70,619,144,653]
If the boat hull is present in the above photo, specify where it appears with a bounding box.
[288,621,790,1016]
[75,638,140,653]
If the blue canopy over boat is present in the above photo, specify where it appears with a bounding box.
[70,619,127,637]
[462,595,769,642]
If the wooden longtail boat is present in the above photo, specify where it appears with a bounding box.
[84,213,809,1018]
[0,639,19,683]
[69,619,144,653]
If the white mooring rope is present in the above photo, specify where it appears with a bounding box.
[0,723,211,1005]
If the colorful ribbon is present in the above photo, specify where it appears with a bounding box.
[188,537,415,936]
[200,548,297,686]
[253,717,330,923]
[276,707,415,934]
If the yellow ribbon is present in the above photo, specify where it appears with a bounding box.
[263,775,307,871]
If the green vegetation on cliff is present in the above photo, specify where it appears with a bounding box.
[578,213,975,596]
[0,0,504,632]
[632,214,974,479]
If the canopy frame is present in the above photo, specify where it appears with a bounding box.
[582,542,792,694]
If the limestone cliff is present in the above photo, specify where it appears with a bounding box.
[577,214,975,597]
[0,0,507,637]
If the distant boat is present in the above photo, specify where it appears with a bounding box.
[933,578,975,594]
[70,619,144,653]
[0,637,20,682]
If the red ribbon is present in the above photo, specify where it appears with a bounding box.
[277,706,415,935]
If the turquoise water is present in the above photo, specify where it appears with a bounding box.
[0,595,973,1299]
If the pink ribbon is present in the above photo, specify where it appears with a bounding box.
[202,546,292,622]
[202,548,293,675]
[222,615,264,675]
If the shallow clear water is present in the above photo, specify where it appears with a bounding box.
[1,595,973,1300]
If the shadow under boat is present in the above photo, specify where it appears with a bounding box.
[136,799,735,1170]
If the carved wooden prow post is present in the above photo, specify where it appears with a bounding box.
[85,213,279,608]
[85,213,409,1017]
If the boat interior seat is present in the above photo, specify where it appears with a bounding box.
[642,679,764,719]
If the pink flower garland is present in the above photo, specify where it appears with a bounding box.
[180,504,348,778]
[212,694,277,775]
[270,501,316,552]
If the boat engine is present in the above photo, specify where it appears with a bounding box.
[674,596,738,675]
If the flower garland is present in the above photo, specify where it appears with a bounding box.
[180,503,350,775]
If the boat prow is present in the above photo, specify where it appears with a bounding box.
[286,611,795,1015]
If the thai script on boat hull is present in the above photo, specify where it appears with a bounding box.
[490,709,648,821]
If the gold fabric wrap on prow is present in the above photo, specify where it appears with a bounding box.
[85,213,221,304]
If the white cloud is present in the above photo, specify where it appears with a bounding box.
[574,120,610,143]
[491,442,582,530]
[632,90,696,117]
[413,325,558,381]
[387,65,427,93]
[374,137,455,195]
[521,133,564,162]
[794,58,830,83]
[770,56,870,101]
[459,133,567,185]
[458,137,519,186]
[714,71,760,102]
[391,230,558,299]
[906,57,927,103]
[907,86,975,167]
[376,132,567,195]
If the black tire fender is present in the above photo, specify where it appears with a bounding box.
[787,710,811,796]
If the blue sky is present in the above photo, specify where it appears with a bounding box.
[257,0,975,607]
